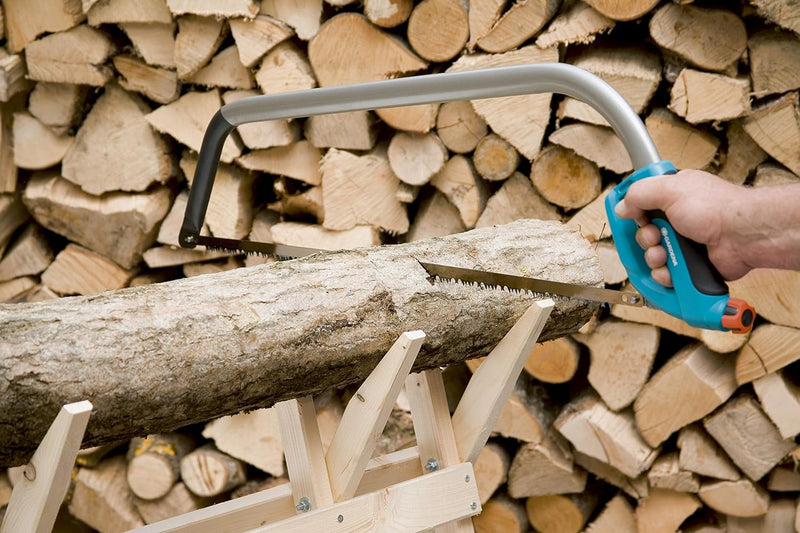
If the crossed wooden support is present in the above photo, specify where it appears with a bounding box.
[2,299,554,533]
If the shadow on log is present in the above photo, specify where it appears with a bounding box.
[0,219,602,466]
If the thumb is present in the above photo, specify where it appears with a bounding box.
[623,174,680,212]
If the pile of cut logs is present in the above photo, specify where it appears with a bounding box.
[1,0,800,531]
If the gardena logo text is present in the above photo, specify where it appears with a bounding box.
[660,227,679,267]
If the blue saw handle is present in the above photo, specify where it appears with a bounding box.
[605,160,754,333]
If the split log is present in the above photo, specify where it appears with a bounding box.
[40,244,136,296]
[507,431,587,498]
[582,0,658,21]
[0,226,52,282]
[677,425,740,481]
[268,185,323,223]
[223,90,299,150]
[28,82,85,135]
[475,172,560,229]
[751,0,800,35]
[11,112,74,170]
[635,488,701,532]
[364,0,413,28]
[584,494,635,533]
[525,492,599,533]
[752,162,800,187]
[549,124,632,175]
[752,371,800,439]
[535,2,615,49]
[729,268,800,329]
[145,89,243,164]
[320,147,409,234]
[430,155,488,229]
[447,45,558,159]
[436,101,487,154]
[524,337,580,384]
[649,4,746,72]
[559,47,661,127]
[166,0,259,18]
[565,187,610,242]
[555,393,658,478]
[24,25,113,86]
[22,173,171,269]
[174,15,226,80]
[201,408,285,477]
[0,219,601,466]
[473,442,509,504]
[768,465,800,491]
[531,145,602,210]
[726,497,797,533]
[669,69,750,124]
[473,133,519,182]
[647,452,700,493]
[573,319,658,411]
[645,108,720,170]
[572,452,648,499]
[406,0,468,62]
[387,132,447,186]
[68,455,145,531]
[183,257,242,278]
[404,190,465,242]
[377,104,440,135]
[0,112,13,195]
[254,42,316,96]
[3,0,84,53]
[188,46,255,90]
[594,241,626,284]
[0,194,28,252]
[735,324,800,385]
[697,478,770,518]
[304,110,375,151]
[260,0,322,41]
[748,29,800,97]
[85,0,170,25]
[143,246,228,269]
[120,22,177,69]
[229,14,293,68]
[0,277,36,303]
[63,85,172,195]
[180,444,247,497]
[476,0,560,54]
[308,13,426,88]
[237,141,322,186]
[0,52,28,103]
[703,393,795,481]
[634,343,737,447]
[718,121,767,185]
[113,55,180,104]
[126,433,197,500]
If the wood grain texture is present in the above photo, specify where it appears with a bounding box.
[0,219,601,467]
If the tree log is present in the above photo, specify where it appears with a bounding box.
[0,219,600,467]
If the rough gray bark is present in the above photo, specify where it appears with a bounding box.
[0,219,602,467]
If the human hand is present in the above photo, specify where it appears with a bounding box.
[613,169,753,287]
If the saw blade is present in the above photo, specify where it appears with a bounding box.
[195,235,322,259]
[420,262,645,307]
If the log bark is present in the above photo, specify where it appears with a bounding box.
[0,219,601,467]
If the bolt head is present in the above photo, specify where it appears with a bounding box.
[470,502,477,510]
[425,458,439,472]
[337,514,344,523]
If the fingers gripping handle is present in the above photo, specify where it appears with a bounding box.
[604,161,755,333]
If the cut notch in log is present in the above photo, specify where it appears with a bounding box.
[0,219,601,467]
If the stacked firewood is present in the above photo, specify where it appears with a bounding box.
[1,0,800,531]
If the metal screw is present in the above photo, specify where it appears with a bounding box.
[629,295,640,304]
[296,497,310,512]
[470,502,477,510]
[465,475,470,483]
[184,234,196,244]
[24,464,36,481]
[425,458,439,472]
[337,514,344,523]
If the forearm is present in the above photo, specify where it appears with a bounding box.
[727,183,800,271]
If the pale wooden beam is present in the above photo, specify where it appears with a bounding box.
[452,300,554,463]
[2,400,92,533]
[326,331,426,502]
[275,396,333,512]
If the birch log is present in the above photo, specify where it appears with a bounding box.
[0,219,601,467]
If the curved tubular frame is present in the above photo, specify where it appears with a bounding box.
[179,63,660,247]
